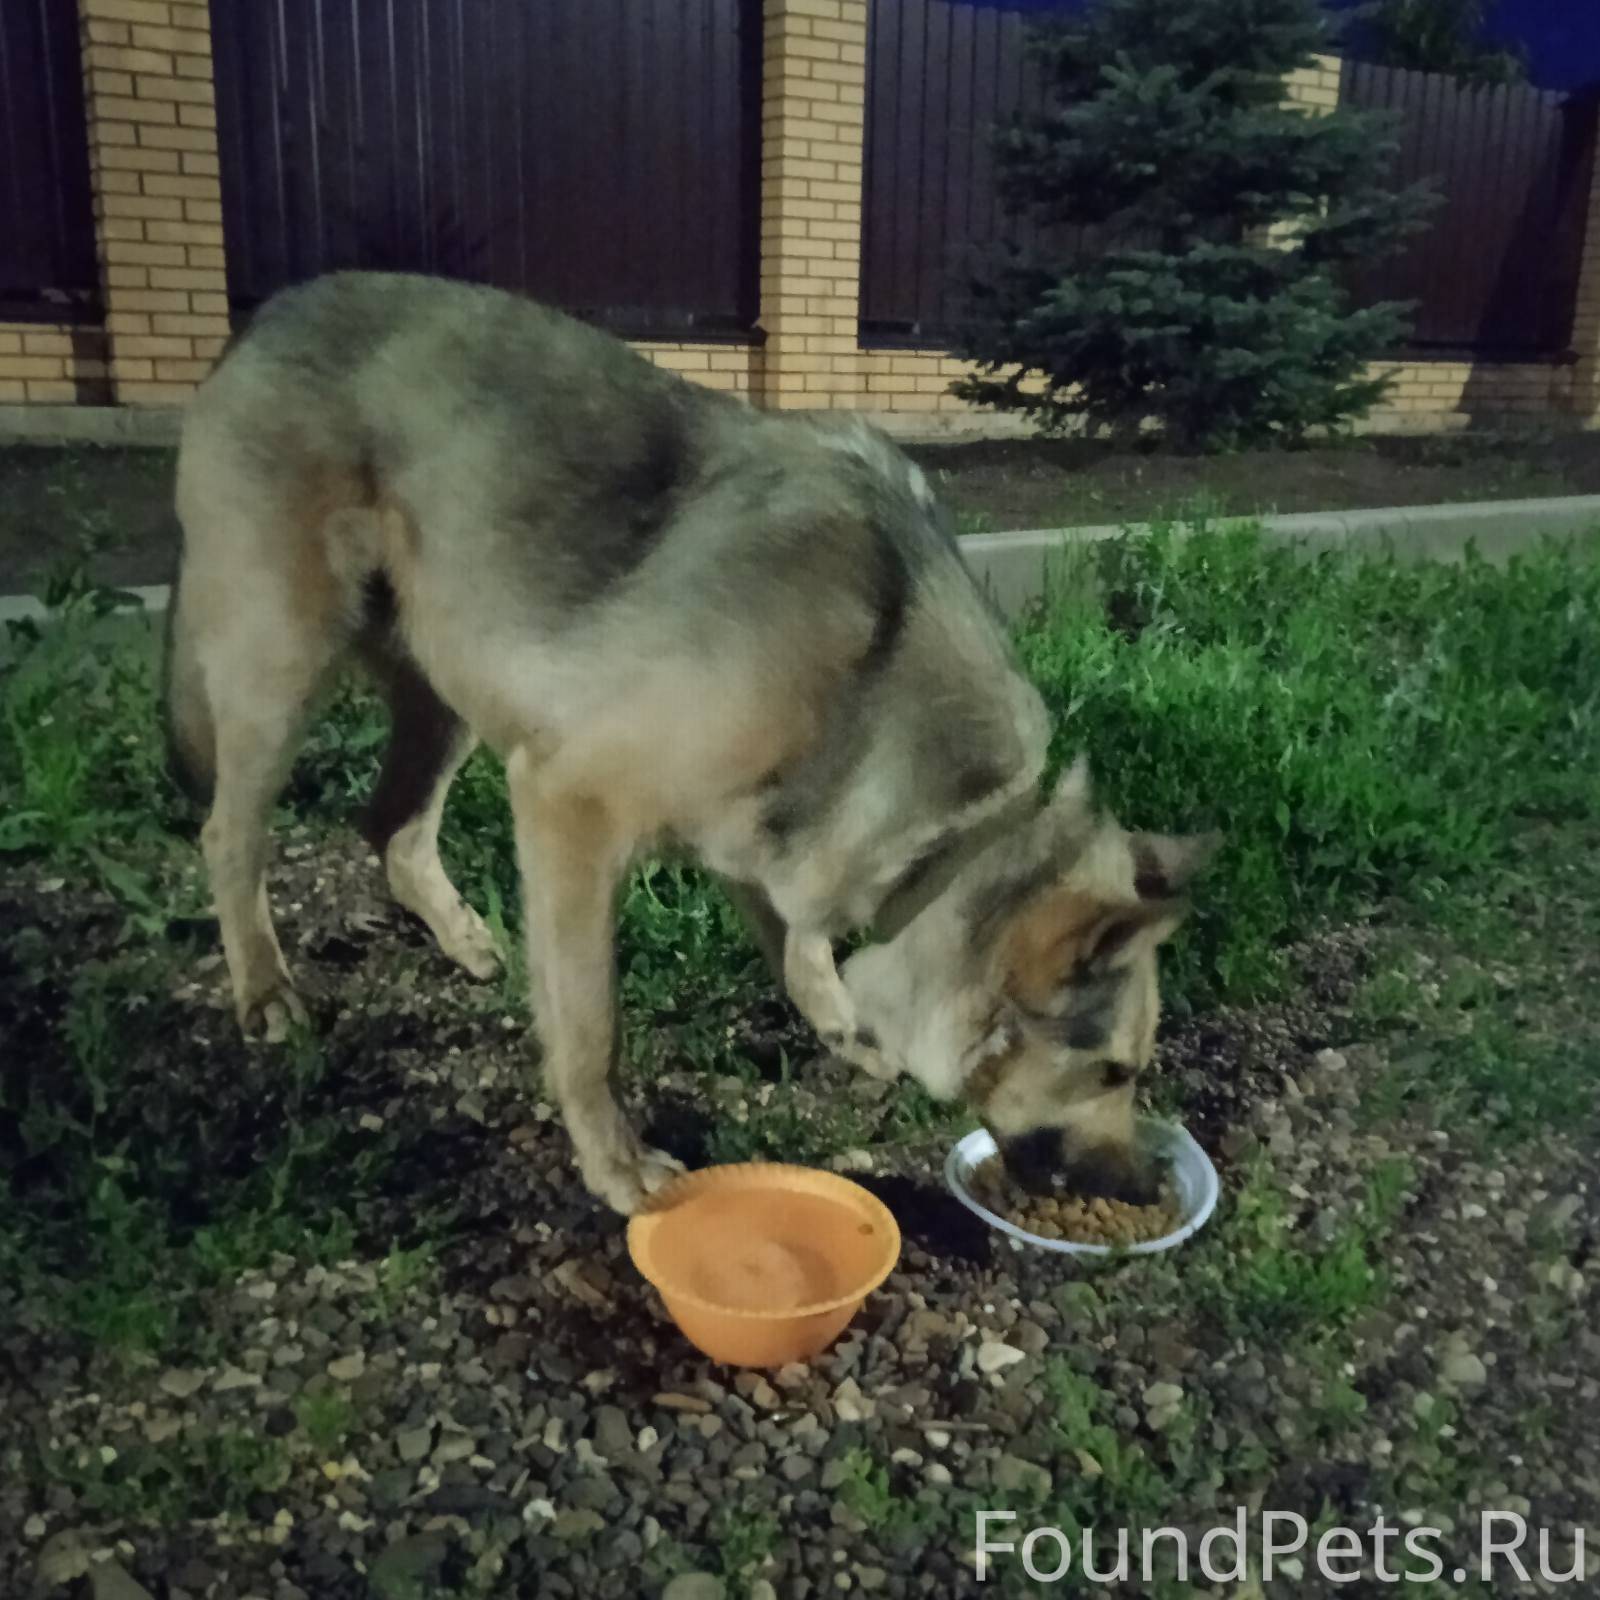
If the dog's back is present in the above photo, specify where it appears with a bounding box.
[173,271,1045,931]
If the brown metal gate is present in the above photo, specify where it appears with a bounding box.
[860,0,1049,345]
[1340,60,1597,358]
[0,0,99,321]
[210,0,763,337]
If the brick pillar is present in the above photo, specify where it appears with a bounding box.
[78,0,229,407]
[1565,95,1600,424]
[756,0,868,410]
[1283,53,1343,112]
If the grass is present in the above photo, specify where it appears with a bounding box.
[3,515,1600,1536]
[1016,526,1600,1005]
[1199,1154,1412,1339]
[39,1427,290,1525]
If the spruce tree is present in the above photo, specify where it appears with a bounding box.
[953,0,1433,450]
[1362,0,1525,86]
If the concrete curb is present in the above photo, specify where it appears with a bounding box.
[959,495,1600,616]
[1,496,1596,627]
[0,405,181,447]
[0,584,169,626]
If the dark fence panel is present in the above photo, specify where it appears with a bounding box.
[0,1,99,321]
[211,0,762,337]
[861,0,1051,345]
[1341,60,1596,359]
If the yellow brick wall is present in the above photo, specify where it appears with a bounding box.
[1566,138,1600,425]
[79,0,228,407]
[0,324,110,405]
[1283,54,1343,111]
[633,343,758,395]
[5,22,1592,438]
[755,0,868,409]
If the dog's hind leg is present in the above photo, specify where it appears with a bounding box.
[191,569,346,1041]
[360,650,499,980]
[506,747,682,1215]
[719,878,788,984]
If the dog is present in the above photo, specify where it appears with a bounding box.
[164,271,1215,1214]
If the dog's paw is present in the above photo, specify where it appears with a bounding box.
[238,983,309,1044]
[583,1143,687,1216]
[438,909,501,982]
[826,1025,898,1083]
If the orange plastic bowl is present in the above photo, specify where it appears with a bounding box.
[626,1163,901,1368]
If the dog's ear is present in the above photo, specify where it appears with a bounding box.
[998,887,1183,1011]
[1128,830,1220,901]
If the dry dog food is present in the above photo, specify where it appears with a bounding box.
[970,1156,1180,1246]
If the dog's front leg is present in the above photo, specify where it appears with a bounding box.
[507,750,683,1215]
[784,930,898,1081]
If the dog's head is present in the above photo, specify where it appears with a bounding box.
[840,760,1217,1203]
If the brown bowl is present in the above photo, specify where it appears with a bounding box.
[626,1162,901,1368]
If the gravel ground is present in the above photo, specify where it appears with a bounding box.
[4,829,1598,1598]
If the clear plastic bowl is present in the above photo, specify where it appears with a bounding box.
[945,1118,1219,1256]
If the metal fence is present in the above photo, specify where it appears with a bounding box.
[860,0,1052,345]
[1340,61,1596,359]
[0,0,99,322]
[210,0,763,337]
[862,4,1598,361]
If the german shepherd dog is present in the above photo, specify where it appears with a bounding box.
[166,272,1214,1214]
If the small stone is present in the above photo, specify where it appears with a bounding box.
[88,1560,157,1600]
[993,1455,1052,1498]
[593,1406,632,1460]
[831,1149,874,1174]
[1143,1382,1184,1409]
[212,1365,261,1393]
[834,1377,873,1422]
[1441,1350,1488,1390]
[662,1575,726,1600]
[327,1351,366,1383]
[490,1274,537,1304]
[369,1467,413,1512]
[397,1426,433,1464]
[977,1341,1025,1374]
[749,1583,778,1600]
[654,1391,711,1415]
[37,1530,91,1585]
[433,1432,477,1465]
[24,1514,47,1540]
[552,1508,606,1540]
[158,1369,207,1400]
[369,1533,449,1599]
[925,1462,953,1486]
[552,1258,615,1313]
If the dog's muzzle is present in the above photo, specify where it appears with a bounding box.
[998,1128,1159,1206]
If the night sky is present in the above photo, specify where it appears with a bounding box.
[945,0,1600,93]
[1478,0,1600,90]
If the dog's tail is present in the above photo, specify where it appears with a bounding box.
[162,561,215,807]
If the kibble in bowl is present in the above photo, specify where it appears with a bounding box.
[945,1121,1219,1257]
[968,1155,1181,1247]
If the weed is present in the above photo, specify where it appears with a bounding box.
[1200,1156,1411,1338]
[1041,1360,1168,1522]
[372,1240,441,1317]
[42,1428,290,1524]
[293,1386,359,1454]
[836,1447,932,1540]
[711,1501,780,1584]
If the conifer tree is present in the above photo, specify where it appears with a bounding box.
[955,0,1433,449]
